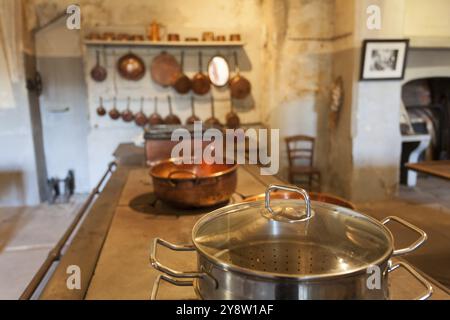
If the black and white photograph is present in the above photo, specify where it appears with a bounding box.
[361,39,409,80]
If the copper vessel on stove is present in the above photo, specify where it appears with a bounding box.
[149,158,238,208]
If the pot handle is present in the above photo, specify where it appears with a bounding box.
[167,170,198,180]
[265,184,312,219]
[150,238,205,279]
[151,274,194,300]
[381,216,427,256]
[388,261,433,300]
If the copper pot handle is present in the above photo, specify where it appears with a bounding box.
[167,170,198,186]
[381,216,427,256]
[388,261,433,300]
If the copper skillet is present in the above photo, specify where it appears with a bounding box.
[243,190,356,210]
[229,52,251,99]
[191,52,211,95]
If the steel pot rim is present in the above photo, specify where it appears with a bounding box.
[191,199,396,281]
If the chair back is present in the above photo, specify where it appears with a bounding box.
[285,135,315,167]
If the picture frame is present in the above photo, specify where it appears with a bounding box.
[360,39,409,81]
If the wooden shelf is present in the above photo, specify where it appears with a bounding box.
[84,40,245,48]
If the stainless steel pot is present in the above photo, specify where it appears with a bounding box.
[150,184,433,300]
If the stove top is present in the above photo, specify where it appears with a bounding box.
[128,192,245,216]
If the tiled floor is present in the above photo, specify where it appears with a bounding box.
[0,196,86,299]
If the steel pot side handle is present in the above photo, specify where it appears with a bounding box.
[388,261,433,300]
[265,184,312,219]
[381,216,427,257]
[150,238,205,279]
[151,274,194,300]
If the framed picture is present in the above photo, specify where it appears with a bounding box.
[360,39,409,81]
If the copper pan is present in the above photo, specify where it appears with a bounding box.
[151,51,181,87]
[117,52,146,81]
[229,52,251,99]
[243,190,356,210]
[149,158,238,208]
[191,52,211,95]
[172,51,192,94]
[186,96,201,125]
[164,96,181,125]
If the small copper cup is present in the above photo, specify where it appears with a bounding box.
[167,34,180,41]
[215,35,226,41]
[202,32,215,42]
[229,34,241,41]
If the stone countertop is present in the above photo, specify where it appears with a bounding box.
[39,164,450,300]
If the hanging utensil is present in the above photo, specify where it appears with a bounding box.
[150,51,181,87]
[148,97,164,126]
[109,97,120,120]
[186,96,201,125]
[164,96,181,125]
[229,52,251,99]
[225,99,240,129]
[90,50,107,82]
[205,95,221,127]
[121,97,134,122]
[96,96,106,116]
[208,54,230,87]
[135,97,148,127]
[172,51,192,94]
[191,52,211,95]
[117,52,146,81]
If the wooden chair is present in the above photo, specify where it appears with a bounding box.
[285,135,321,191]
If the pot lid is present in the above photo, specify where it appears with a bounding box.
[193,185,393,279]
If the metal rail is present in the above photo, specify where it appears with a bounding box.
[19,162,117,300]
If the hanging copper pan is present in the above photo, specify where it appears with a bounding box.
[148,97,164,126]
[117,52,146,81]
[225,98,240,129]
[151,51,181,87]
[135,97,148,127]
[205,95,221,127]
[229,52,251,99]
[164,96,181,125]
[172,51,192,94]
[186,96,201,125]
[191,52,211,95]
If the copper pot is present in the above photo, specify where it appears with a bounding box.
[117,52,146,81]
[149,158,238,208]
